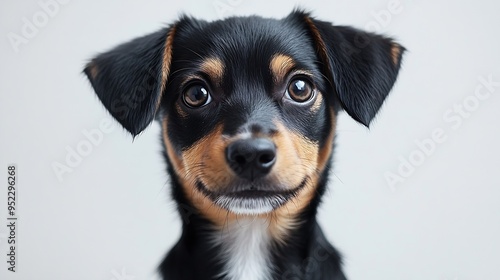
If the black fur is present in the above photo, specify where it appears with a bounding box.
[84,27,171,136]
[84,10,404,280]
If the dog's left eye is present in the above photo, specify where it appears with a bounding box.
[183,84,212,108]
[286,79,314,103]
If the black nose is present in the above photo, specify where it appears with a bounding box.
[226,138,276,180]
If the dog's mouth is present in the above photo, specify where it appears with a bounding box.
[195,178,308,215]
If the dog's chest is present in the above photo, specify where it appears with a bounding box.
[214,218,273,280]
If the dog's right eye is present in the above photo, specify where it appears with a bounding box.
[182,84,212,108]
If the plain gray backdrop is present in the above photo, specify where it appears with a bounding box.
[1,0,499,279]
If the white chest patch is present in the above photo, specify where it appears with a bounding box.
[213,218,273,280]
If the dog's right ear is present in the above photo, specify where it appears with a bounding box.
[84,25,176,137]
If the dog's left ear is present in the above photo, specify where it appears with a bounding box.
[296,12,405,127]
[84,25,176,136]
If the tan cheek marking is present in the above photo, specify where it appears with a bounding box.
[310,92,323,113]
[270,122,318,189]
[317,108,336,172]
[269,121,321,194]
[200,57,225,86]
[270,54,295,83]
[289,131,319,176]
[280,110,335,232]
[268,114,338,242]
[162,120,238,225]
[181,125,234,193]
[265,122,321,242]
[391,43,402,65]
[271,129,303,188]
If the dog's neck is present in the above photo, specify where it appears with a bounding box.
[162,212,345,280]
[212,218,273,280]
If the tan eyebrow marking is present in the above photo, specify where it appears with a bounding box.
[200,57,225,85]
[270,54,296,83]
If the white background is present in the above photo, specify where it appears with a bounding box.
[1,0,499,279]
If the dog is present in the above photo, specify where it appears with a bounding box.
[84,9,404,280]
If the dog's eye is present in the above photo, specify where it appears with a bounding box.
[286,79,314,102]
[183,85,212,108]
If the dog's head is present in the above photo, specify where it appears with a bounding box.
[84,10,404,231]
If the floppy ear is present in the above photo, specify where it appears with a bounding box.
[298,12,405,126]
[84,25,176,136]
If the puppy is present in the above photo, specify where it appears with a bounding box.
[84,10,404,280]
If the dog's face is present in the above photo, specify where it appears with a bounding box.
[85,11,403,231]
[162,15,335,220]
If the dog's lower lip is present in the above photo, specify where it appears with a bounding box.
[195,179,308,213]
[195,180,305,199]
[226,189,286,198]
